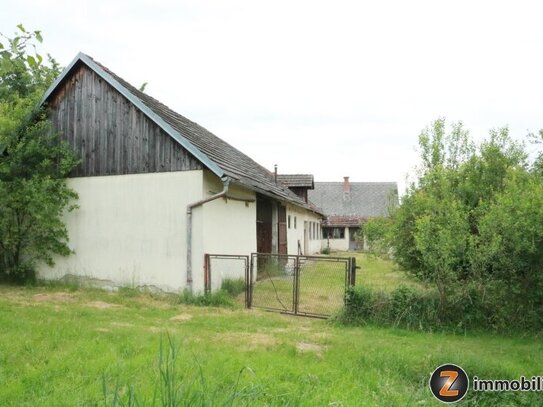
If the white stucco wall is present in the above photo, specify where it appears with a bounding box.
[201,173,257,290]
[37,170,205,293]
[321,227,350,252]
[286,204,322,255]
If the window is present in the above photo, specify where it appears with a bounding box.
[322,227,345,239]
[288,215,291,229]
[294,216,297,229]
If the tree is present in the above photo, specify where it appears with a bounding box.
[0,26,78,282]
[390,118,537,314]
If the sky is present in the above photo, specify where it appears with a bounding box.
[2,0,543,194]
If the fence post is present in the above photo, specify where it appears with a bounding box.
[349,257,356,286]
[247,254,254,309]
[293,255,300,315]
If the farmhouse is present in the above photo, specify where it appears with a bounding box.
[37,53,323,293]
[308,177,398,251]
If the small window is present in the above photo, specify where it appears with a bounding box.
[288,215,291,229]
[294,216,297,229]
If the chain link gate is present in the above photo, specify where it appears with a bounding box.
[248,253,356,318]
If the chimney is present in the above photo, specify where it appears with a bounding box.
[274,164,278,184]
[343,176,350,193]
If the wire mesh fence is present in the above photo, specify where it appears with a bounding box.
[249,253,355,318]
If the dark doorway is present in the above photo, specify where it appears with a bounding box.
[257,196,273,253]
[349,227,360,251]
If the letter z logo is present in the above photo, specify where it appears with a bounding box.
[429,364,469,403]
[439,371,459,397]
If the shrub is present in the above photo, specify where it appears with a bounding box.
[320,247,330,255]
[338,284,543,333]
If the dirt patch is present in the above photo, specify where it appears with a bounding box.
[95,328,111,332]
[219,332,278,351]
[169,314,192,322]
[147,326,163,333]
[86,301,120,309]
[110,322,134,328]
[296,342,325,358]
[33,292,76,303]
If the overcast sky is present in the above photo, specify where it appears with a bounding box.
[2,0,543,193]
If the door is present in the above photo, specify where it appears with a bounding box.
[257,197,272,253]
[349,227,359,251]
[278,205,288,255]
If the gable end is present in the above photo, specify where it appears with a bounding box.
[47,63,203,177]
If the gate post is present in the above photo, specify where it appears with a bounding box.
[247,254,254,309]
[293,255,300,315]
[349,257,356,286]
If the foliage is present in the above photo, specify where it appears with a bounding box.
[339,283,543,333]
[0,26,78,282]
[359,216,393,257]
[320,246,330,255]
[382,117,543,331]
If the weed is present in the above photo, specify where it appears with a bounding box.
[220,278,245,297]
[178,289,235,307]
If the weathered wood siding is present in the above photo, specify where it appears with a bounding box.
[48,64,202,177]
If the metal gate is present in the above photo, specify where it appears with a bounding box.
[248,253,356,318]
[204,254,250,307]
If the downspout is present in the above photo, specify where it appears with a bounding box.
[186,177,230,293]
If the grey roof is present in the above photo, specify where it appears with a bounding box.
[42,53,320,214]
[276,174,314,188]
[308,182,398,219]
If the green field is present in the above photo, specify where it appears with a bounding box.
[1,255,542,406]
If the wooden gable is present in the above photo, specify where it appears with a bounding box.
[47,63,202,177]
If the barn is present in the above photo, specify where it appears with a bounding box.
[37,53,323,293]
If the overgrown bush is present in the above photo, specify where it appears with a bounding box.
[339,284,543,333]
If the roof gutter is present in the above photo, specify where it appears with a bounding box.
[186,177,230,293]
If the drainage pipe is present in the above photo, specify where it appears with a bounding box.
[186,177,230,293]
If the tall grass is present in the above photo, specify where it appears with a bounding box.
[178,289,235,307]
[103,335,257,406]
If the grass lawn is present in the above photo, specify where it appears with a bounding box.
[346,252,425,292]
[1,282,542,406]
